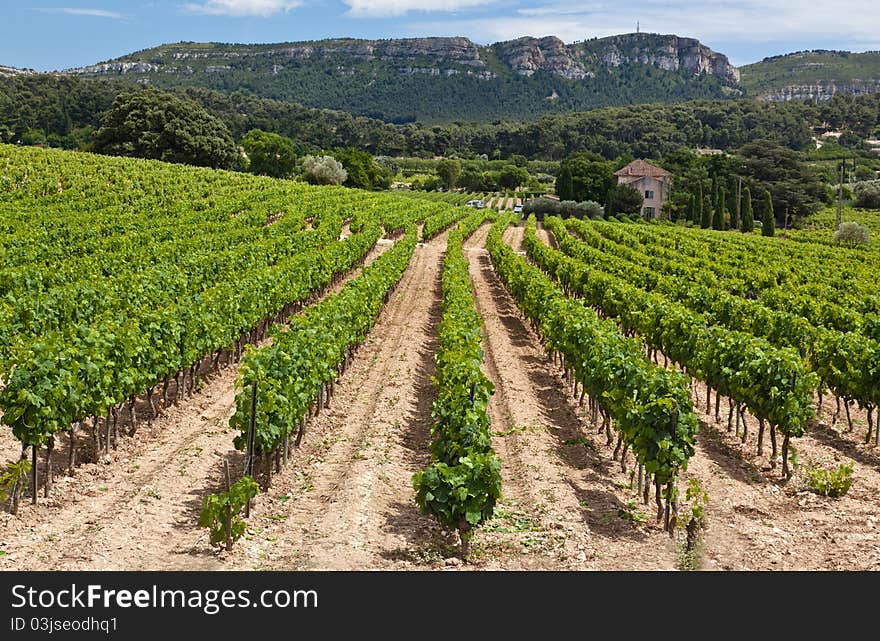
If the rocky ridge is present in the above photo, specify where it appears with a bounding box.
[67,33,740,85]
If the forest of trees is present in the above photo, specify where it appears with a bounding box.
[3,75,878,164]
[1,74,878,218]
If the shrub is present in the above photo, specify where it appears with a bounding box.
[301,155,347,186]
[854,180,880,209]
[522,197,603,220]
[834,221,870,247]
[808,463,854,497]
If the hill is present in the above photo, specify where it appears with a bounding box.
[64,33,741,123]
[741,50,880,101]
[0,64,35,77]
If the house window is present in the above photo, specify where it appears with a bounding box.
[645,190,655,199]
[643,206,656,218]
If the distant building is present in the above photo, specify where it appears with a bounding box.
[614,159,672,219]
[695,148,724,156]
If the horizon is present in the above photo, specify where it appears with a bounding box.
[2,1,879,72]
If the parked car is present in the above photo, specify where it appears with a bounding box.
[513,204,523,213]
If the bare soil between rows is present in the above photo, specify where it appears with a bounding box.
[1,223,877,570]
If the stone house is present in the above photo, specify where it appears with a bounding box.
[614,159,672,219]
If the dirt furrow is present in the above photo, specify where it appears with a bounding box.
[530,222,880,570]
[236,233,447,570]
[464,223,676,569]
[0,238,392,570]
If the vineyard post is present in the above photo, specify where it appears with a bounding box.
[31,444,37,505]
[245,379,257,517]
[246,380,257,477]
[223,460,233,552]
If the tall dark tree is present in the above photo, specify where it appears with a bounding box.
[606,184,644,217]
[556,165,574,200]
[741,187,754,232]
[700,188,712,229]
[730,181,740,231]
[739,140,826,223]
[713,186,726,230]
[688,193,698,224]
[93,89,239,169]
[762,191,775,237]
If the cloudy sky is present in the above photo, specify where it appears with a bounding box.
[4,0,879,71]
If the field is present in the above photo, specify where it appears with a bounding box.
[1,145,878,571]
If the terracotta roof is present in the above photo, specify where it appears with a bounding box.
[614,159,672,178]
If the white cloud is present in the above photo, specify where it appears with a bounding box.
[345,0,496,18]
[33,7,126,19]
[182,0,302,17]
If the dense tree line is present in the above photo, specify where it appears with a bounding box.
[3,75,878,164]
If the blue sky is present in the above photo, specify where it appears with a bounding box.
[3,1,879,71]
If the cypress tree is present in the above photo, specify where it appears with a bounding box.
[556,165,574,201]
[713,187,725,230]
[730,185,740,231]
[762,191,775,237]
[741,187,754,232]
[700,191,712,228]
[688,193,697,224]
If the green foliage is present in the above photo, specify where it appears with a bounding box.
[0,459,31,505]
[498,164,529,190]
[557,154,616,203]
[435,158,461,190]
[762,191,776,236]
[333,147,391,191]
[854,165,875,181]
[741,186,755,232]
[700,190,712,228]
[686,194,698,225]
[606,183,644,217]
[232,223,420,457]
[739,140,826,223]
[198,476,259,548]
[5,71,880,165]
[407,172,442,191]
[0,144,447,459]
[241,129,297,178]
[413,454,502,536]
[808,463,854,498]
[713,186,726,230]
[555,165,574,200]
[414,213,501,555]
[741,51,880,107]
[539,215,819,473]
[63,38,738,125]
[675,479,708,571]
[496,216,699,485]
[93,89,240,169]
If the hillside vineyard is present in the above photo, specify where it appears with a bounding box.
[1,145,878,570]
